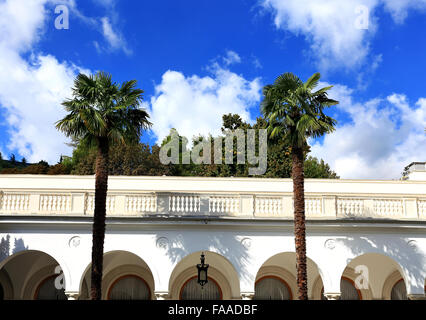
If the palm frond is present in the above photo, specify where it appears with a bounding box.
[56,71,151,149]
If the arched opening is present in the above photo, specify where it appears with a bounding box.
[169,251,240,300]
[180,276,222,300]
[339,253,407,300]
[255,252,323,300]
[0,250,66,300]
[340,277,361,300]
[390,279,407,300]
[254,276,292,300]
[79,250,155,300]
[35,275,67,300]
[107,275,151,300]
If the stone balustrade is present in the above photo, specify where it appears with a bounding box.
[0,190,424,220]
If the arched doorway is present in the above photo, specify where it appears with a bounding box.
[254,252,323,300]
[35,275,67,300]
[390,279,407,300]
[107,275,151,300]
[79,250,155,300]
[0,250,66,300]
[169,251,240,300]
[340,277,361,300]
[254,276,292,300]
[180,276,222,300]
[338,253,408,300]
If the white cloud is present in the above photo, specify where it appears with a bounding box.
[0,0,47,52]
[223,50,241,66]
[99,17,132,55]
[53,0,131,55]
[261,0,426,69]
[383,0,426,23]
[0,0,89,163]
[252,56,263,69]
[310,83,426,179]
[147,62,262,143]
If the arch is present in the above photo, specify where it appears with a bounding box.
[340,276,362,300]
[107,274,151,300]
[79,250,155,300]
[34,274,67,300]
[255,252,323,300]
[0,250,66,300]
[179,276,222,300]
[382,271,407,300]
[168,251,240,300]
[0,268,13,300]
[341,253,408,300]
[254,275,292,300]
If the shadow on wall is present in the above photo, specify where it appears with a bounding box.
[0,235,29,264]
[336,235,426,291]
[155,229,252,283]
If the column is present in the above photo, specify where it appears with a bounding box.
[323,292,341,300]
[65,291,80,300]
[155,291,170,300]
[241,292,255,300]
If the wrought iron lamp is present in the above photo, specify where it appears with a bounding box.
[197,252,209,288]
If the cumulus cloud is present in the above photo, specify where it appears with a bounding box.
[261,0,426,69]
[147,62,262,143]
[0,0,89,163]
[310,83,426,179]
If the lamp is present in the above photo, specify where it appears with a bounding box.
[197,252,209,288]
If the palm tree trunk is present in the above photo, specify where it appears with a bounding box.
[90,137,109,300]
[292,146,308,300]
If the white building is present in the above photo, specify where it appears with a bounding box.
[0,164,425,300]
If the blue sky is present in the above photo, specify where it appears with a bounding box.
[0,0,425,179]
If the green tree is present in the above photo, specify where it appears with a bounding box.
[304,156,339,179]
[56,71,151,300]
[261,72,338,300]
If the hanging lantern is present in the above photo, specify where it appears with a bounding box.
[197,252,209,288]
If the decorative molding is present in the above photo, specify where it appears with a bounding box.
[68,236,81,248]
[324,239,336,250]
[240,237,252,249]
[156,237,170,250]
[406,240,418,252]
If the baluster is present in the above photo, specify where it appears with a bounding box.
[176,196,180,212]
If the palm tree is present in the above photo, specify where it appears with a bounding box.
[261,72,338,300]
[56,71,151,299]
